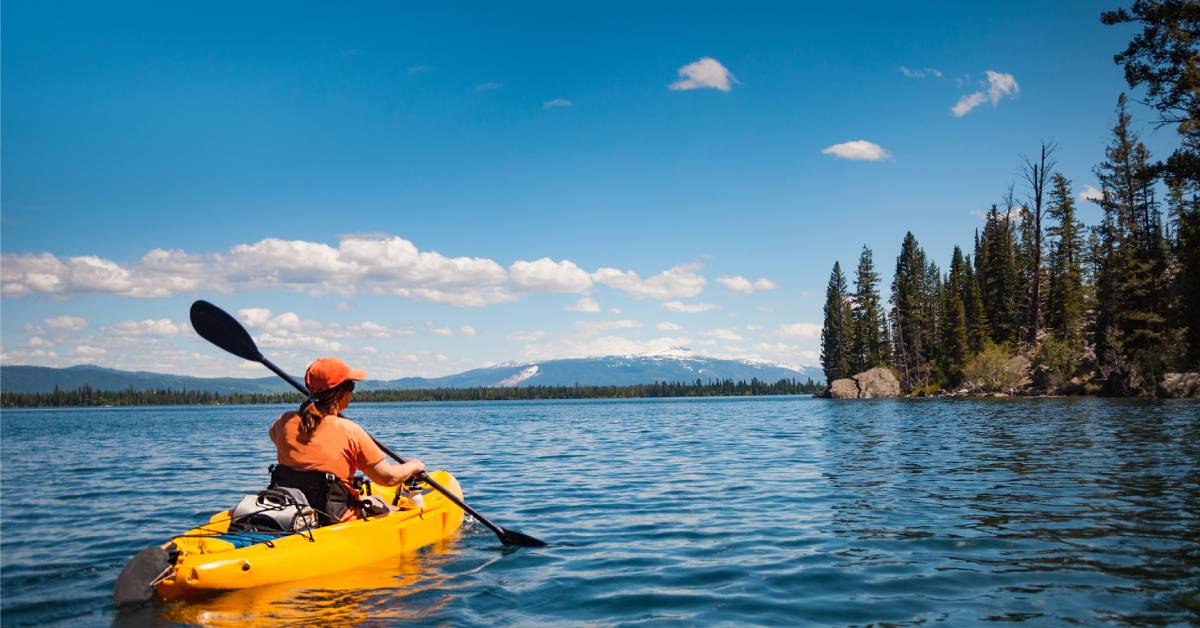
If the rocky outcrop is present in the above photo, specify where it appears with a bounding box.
[1157,372,1200,399]
[827,367,901,399]
[828,378,859,399]
[854,367,901,398]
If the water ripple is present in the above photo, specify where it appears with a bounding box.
[2,397,1198,625]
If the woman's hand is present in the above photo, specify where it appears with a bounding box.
[364,457,426,487]
[402,458,426,480]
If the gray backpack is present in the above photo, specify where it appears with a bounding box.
[229,487,318,533]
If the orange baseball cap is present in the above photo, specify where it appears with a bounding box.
[305,357,366,393]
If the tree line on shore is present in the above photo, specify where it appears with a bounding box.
[0,378,822,408]
[820,3,1200,397]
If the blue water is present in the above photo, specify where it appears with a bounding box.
[2,397,1198,626]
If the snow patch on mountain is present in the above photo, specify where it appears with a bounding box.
[498,365,540,387]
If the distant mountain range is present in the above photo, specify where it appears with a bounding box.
[0,349,824,394]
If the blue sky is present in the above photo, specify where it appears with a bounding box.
[0,1,1180,378]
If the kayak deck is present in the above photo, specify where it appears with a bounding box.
[155,470,464,599]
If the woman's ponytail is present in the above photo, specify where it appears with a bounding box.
[296,381,353,442]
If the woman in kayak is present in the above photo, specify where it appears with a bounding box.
[269,357,424,522]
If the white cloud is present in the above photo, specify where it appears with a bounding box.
[104,318,183,337]
[507,330,546,342]
[900,66,943,79]
[776,322,822,340]
[336,301,353,311]
[43,315,88,331]
[662,300,717,313]
[28,336,53,348]
[574,319,643,336]
[564,296,602,312]
[822,140,891,161]
[592,263,706,300]
[669,57,736,91]
[73,345,106,358]
[427,321,454,337]
[656,321,683,331]
[509,258,592,293]
[238,308,274,328]
[543,98,572,109]
[702,327,743,341]
[952,70,1018,117]
[717,275,779,294]
[1080,185,1104,202]
[459,325,477,337]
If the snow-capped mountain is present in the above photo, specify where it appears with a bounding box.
[1,351,824,394]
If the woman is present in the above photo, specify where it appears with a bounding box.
[269,357,424,523]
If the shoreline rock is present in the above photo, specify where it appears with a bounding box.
[828,367,901,399]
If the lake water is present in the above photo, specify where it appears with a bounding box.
[1,397,1198,626]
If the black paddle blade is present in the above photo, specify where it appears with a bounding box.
[190,300,263,362]
[500,528,547,547]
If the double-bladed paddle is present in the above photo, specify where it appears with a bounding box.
[189,299,546,548]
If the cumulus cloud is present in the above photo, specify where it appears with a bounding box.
[565,296,602,313]
[702,327,743,341]
[776,322,822,340]
[43,315,88,331]
[717,275,778,294]
[543,98,572,109]
[662,301,717,313]
[656,321,683,331]
[104,318,184,337]
[574,319,643,336]
[592,263,706,300]
[509,258,592,293]
[2,235,714,311]
[507,330,546,342]
[73,345,106,358]
[427,321,454,337]
[521,335,694,362]
[669,57,736,91]
[900,66,943,79]
[952,70,1019,117]
[459,325,477,337]
[822,140,891,161]
[1080,185,1104,202]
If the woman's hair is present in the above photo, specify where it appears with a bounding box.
[297,380,354,442]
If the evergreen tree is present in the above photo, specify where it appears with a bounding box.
[1102,1,1200,186]
[1045,172,1086,344]
[1094,94,1170,392]
[941,251,971,386]
[1172,186,1200,366]
[963,257,990,352]
[820,261,853,385]
[849,245,888,373]
[978,205,1021,345]
[890,232,936,391]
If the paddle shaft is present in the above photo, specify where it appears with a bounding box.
[260,355,518,541]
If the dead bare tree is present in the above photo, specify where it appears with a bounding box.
[1021,141,1058,344]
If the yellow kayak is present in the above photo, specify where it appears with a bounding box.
[118,470,465,604]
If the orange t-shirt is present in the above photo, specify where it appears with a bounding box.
[268,410,386,488]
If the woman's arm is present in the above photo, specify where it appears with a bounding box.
[362,457,425,487]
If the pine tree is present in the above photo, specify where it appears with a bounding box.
[891,232,935,391]
[849,245,888,373]
[1045,172,1086,344]
[1094,94,1170,393]
[941,251,971,386]
[963,257,989,352]
[1173,187,1200,367]
[820,261,853,385]
[978,205,1021,345]
[1021,142,1058,344]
